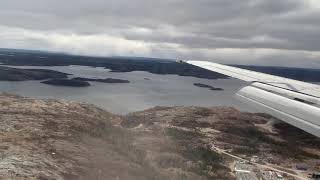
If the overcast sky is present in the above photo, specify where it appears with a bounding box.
[1,0,320,67]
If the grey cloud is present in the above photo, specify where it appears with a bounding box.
[0,0,320,67]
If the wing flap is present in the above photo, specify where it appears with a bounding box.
[236,86,320,137]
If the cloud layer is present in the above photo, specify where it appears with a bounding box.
[1,0,320,67]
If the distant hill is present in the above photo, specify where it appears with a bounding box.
[0,48,319,82]
[0,48,227,80]
[233,65,320,82]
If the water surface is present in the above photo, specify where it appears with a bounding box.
[0,65,252,114]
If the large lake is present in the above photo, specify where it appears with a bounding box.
[0,65,253,114]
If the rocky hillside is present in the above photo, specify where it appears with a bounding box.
[0,94,319,180]
[0,93,117,179]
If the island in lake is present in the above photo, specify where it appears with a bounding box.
[194,83,224,91]
[0,65,131,87]
[42,78,91,87]
[41,77,131,87]
[73,77,130,83]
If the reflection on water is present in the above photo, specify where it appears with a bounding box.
[0,65,252,114]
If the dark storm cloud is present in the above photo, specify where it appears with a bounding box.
[0,0,320,67]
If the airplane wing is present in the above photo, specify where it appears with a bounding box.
[184,60,320,137]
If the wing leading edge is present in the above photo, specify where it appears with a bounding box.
[184,60,320,137]
[186,60,320,98]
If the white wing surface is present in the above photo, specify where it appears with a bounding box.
[184,60,320,137]
[187,60,320,98]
